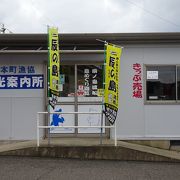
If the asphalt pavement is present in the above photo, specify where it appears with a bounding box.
[0,156,180,180]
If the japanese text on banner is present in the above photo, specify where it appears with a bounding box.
[48,27,60,97]
[104,44,122,125]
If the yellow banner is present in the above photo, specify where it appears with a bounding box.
[104,44,122,125]
[48,27,60,97]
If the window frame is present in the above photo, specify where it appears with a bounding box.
[57,63,104,101]
[144,64,180,104]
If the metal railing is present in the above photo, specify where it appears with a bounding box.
[37,111,117,147]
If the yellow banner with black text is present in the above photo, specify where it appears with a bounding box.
[48,27,60,97]
[48,27,60,109]
[104,44,122,125]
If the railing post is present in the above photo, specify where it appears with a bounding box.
[100,110,103,145]
[114,120,117,146]
[48,112,50,146]
[37,113,40,147]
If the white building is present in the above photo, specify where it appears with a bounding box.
[0,33,180,147]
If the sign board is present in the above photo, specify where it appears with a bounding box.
[0,75,43,89]
[147,71,158,80]
[0,65,44,89]
[48,27,60,109]
[48,27,60,97]
[104,44,122,125]
[84,68,98,96]
[78,105,105,133]
[60,74,65,84]
[50,105,75,133]
[132,63,142,98]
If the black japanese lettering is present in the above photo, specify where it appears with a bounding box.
[52,65,58,76]
[109,57,115,68]
[111,69,115,78]
[108,80,116,92]
[52,39,58,51]
[52,53,58,63]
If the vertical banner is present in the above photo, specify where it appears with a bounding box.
[48,27,60,109]
[104,44,122,125]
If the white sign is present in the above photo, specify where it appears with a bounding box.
[147,71,158,80]
[58,84,63,92]
[78,105,105,133]
[149,96,158,100]
[50,105,75,133]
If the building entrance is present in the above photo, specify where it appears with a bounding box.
[49,64,108,137]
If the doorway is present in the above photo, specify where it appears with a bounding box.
[49,64,108,137]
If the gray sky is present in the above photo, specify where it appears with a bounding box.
[1,0,180,33]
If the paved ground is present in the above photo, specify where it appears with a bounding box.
[1,139,180,161]
[0,156,180,180]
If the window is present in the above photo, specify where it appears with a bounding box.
[59,65,103,97]
[146,65,176,101]
[77,65,103,97]
[59,65,75,97]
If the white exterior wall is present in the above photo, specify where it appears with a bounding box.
[1,44,180,140]
[112,45,180,140]
[0,54,45,140]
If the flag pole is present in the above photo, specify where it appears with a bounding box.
[96,39,124,48]
[47,25,51,146]
[99,40,107,145]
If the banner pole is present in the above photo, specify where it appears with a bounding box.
[115,120,117,146]
[100,110,103,145]
[96,39,124,49]
[100,42,107,145]
[47,25,50,146]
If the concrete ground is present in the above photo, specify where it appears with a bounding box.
[1,138,180,161]
[0,156,180,180]
[0,140,25,145]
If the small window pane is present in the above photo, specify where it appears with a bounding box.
[146,66,176,101]
[59,65,75,97]
[77,65,103,97]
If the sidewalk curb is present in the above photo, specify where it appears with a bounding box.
[0,140,180,162]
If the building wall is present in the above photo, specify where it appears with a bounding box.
[1,44,180,140]
[0,54,45,140]
[112,44,180,140]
